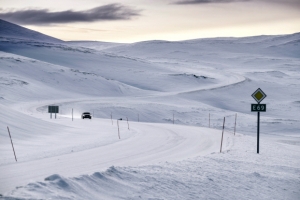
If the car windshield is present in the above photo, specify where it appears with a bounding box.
[83,112,90,114]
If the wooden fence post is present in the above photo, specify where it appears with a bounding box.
[118,120,120,139]
[111,112,113,125]
[173,113,174,124]
[220,117,225,153]
[234,113,237,136]
[127,117,130,130]
[7,127,17,162]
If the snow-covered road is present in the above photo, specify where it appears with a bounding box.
[0,115,233,193]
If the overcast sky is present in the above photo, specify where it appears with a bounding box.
[1,0,299,42]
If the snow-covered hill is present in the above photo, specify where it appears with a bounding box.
[0,19,63,43]
[101,32,300,58]
[0,20,299,199]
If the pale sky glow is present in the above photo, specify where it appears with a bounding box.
[1,0,300,42]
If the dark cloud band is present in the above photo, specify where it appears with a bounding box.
[0,4,141,25]
[174,0,249,4]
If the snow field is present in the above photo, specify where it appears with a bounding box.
[0,20,299,199]
[3,133,299,200]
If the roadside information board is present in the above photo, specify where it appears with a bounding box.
[48,105,59,119]
[48,106,59,113]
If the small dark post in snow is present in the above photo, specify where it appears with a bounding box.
[220,117,225,153]
[55,113,57,119]
[111,112,113,125]
[117,119,122,139]
[127,117,130,130]
[7,127,17,162]
[173,113,174,124]
[51,113,52,119]
[209,113,210,128]
[234,113,237,136]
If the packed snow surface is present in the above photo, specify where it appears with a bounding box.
[0,20,299,199]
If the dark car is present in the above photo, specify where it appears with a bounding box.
[82,112,92,119]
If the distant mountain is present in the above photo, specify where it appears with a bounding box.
[68,41,124,50]
[103,32,300,59]
[0,19,63,43]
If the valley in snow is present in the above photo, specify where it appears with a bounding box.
[0,19,299,199]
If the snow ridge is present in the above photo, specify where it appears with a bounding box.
[0,19,63,43]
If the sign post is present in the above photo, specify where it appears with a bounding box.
[251,88,267,154]
[48,106,59,119]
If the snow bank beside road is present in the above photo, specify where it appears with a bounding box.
[3,134,299,200]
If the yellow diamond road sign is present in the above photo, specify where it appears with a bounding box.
[252,88,267,103]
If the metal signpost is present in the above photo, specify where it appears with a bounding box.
[48,106,59,119]
[251,88,267,154]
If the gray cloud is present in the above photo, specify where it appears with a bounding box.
[173,0,249,4]
[0,4,141,25]
[172,0,300,9]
